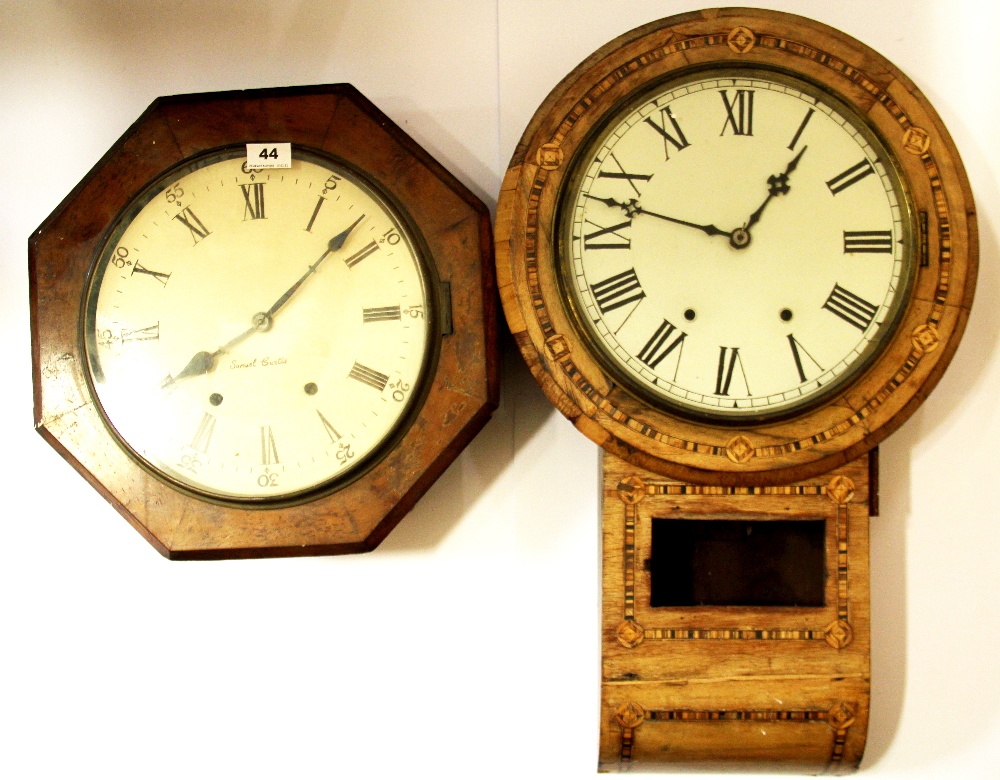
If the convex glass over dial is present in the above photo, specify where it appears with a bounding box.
[561,68,914,421]
[85,148,433,501]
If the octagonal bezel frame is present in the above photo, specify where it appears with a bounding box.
[31,84,498,559]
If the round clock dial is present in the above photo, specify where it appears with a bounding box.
[561,68,914,421]
[84,147,434,502]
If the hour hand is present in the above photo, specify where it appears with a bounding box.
[743,145,808,232]
[160,321,258,389]
[161,214,369,390]
[161,350,216,389]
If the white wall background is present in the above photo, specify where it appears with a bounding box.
[2,1,997,778]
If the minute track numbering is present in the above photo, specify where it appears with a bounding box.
[85,150,432,501]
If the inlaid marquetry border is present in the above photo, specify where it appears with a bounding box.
[521,26,948,450]
[612,474,855,648]
[497,8,976,485]
[612,700,858,771]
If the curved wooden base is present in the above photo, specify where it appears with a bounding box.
[599,452,871,773]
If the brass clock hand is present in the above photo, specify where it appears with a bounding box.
[586,195,730,238]
[742,145,808,234]
[162,215,367,390]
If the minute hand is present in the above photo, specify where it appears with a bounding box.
[635,204,730,238]
[264,213,365,318]
[585,195,729,238]
[161,215,367,391]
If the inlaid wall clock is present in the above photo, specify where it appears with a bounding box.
[31,84,498,559]
[496,8,975,773]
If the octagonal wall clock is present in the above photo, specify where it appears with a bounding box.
[495,8,976,773]
[31,84,498,560]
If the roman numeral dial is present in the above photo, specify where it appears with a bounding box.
[644,105,691,160]
[719,89,754,136]
[636,320,686,372]
[590,269,645,314]
[174,207,211,244]
[564,70,913,417]
[583,218,632,251]
[241,183,266,220]
[827,159,875,195]
[85,149,433,500]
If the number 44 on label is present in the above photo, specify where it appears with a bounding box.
[246,143,292,169]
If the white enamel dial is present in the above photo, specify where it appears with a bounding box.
[85,148,433,501]
[561,69,914,421]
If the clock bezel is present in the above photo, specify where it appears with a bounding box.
[555,62,918,426]
[81,144,442,507]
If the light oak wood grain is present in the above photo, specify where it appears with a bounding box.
[495,8,976,487]
[599,450,871,773]
[495,7,977,773]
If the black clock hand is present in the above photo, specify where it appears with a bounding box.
[162,215,366,390]
[586,195,729,238]
[159,322,258,389]
[264,213,366,318]
[161,350,216,389]
[742,146,807,233]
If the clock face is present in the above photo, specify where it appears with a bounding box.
[560,68,915,421]
[84,147,434,502]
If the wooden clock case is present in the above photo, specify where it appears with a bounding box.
[30,85,499,560]
[495,8,976,773]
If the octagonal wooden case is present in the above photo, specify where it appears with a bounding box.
[31,84,498,559]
